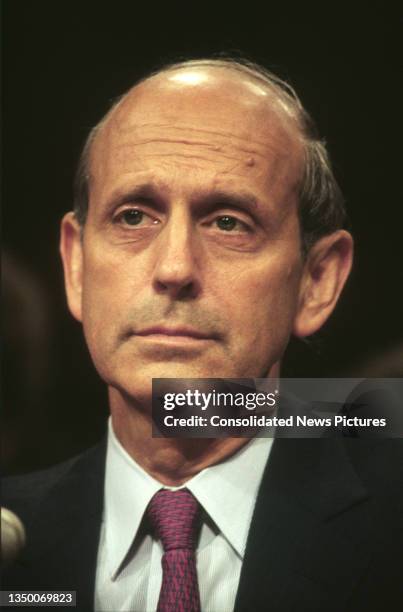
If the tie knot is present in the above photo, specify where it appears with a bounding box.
[147,489,200,552]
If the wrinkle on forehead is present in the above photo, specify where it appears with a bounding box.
[100,125,288,164]
[103,119,293,151]
[92,120,302,172]
[92,131,299,194]
[89,69,305,203]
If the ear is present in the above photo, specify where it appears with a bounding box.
[59,212,84,322]
[293,230,353,337]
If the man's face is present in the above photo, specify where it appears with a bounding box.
[63,68,306,401]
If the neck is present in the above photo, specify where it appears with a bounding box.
[109,387,252,486]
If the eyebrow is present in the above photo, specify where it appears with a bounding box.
[198,190,260,213]
[105,183,262,214]
[105,183,164,210]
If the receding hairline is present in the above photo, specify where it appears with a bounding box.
[87,59,306,166]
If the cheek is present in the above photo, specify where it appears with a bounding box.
[80,246,135,352]
[82,240,145,309]
[214,253,302,343]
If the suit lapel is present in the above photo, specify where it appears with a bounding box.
[234,438,373,612]
[17,441,107,612]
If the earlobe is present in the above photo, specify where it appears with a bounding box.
[59,212,84,322]
[293,230,353,338]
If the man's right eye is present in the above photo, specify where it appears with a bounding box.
[121,209,144,225]
[114,208,159,227]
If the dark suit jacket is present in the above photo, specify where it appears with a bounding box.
[2,438,403,612]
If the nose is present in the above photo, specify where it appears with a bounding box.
[152,212,201,300]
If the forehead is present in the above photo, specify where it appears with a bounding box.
[89,68,304,205]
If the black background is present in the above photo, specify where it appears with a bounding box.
[2,2,402,472]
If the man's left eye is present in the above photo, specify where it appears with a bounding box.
[215,216,247,232]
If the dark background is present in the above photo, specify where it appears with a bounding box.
[2,2,402,473]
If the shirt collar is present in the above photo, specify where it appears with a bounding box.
[104,418,273,577]
[186,435,273,559]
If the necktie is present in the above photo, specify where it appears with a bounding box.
[147,488,201,612]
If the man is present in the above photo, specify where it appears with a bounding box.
[2,58,402,611]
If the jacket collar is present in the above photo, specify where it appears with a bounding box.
[234,437,372,612]
[19,440,107,612]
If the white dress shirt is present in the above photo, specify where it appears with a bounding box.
[95,419,273,612]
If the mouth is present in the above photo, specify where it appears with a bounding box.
[135,325,216,341]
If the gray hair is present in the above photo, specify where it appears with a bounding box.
[73,57,348,254]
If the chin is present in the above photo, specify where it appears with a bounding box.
[110,360,236,404]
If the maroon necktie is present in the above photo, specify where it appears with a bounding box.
[147,489,201,612]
